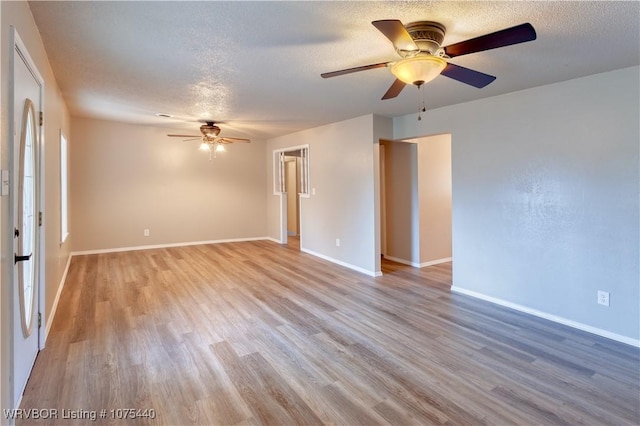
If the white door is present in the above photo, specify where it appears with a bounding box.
[11,29,43,408]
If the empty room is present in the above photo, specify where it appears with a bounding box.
[1,1,639,425]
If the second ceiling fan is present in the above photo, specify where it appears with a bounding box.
[167,121,250,159]
[321,20,536,99]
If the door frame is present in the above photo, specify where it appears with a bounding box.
[284,157,299,236]
[8,26,46,409]
[272,144,309,245]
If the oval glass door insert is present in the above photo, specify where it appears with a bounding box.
[18,98,37,337]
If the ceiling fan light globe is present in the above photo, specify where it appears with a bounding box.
[199,142,211,151]
[215,144,226,153]
[390,55,446,86]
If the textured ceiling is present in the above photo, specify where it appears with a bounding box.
[29,1,640,140]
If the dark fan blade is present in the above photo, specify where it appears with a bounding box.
[321,62,389,78]
[372,20,418,52]
[168,134,200,138]
[381,79,407,100]
[443,23,536,58]
[219,137,251,143]
[441,63,496,88]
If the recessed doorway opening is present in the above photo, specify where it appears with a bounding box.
[379,133,452,268]
[273,145,309,249]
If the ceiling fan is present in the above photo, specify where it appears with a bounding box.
[321,20,536,99]
[167,121,250,159]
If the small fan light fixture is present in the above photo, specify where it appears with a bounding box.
[199,140,227,157]
[390,55,447,87]
[199,141,227,152]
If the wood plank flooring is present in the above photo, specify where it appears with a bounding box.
[19,240,640,425]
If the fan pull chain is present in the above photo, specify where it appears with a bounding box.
[207,140,214,160]
[417,85,426,121]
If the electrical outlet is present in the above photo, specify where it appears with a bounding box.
[597,290,609,307]
[143,229,150,237]
[335,238,340,247]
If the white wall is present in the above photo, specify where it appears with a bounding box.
[393,66,640,343]
[417,134,452,264]
[266,114,392,276]
[70,117,267,251]
[1,0,72,413]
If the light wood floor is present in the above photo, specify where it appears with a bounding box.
[20,240,640,425]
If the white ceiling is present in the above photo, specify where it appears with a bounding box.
[29,1,640,140]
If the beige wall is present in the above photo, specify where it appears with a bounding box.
[381,140,419,264]
[285,158,298,235]
[266,114,392,276]
[380,136,452,266]
[1,0,71,413]
[70,117,267,252]
[418,134,452,264]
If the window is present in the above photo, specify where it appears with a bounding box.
[60,131,69,243]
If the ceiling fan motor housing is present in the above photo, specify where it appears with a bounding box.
[200,122,221,139]
[404,21,446,55]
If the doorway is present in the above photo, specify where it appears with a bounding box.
[379,134,452,267]
[273,145,309,249]
[10,28,45,409]
[284,155,301,249]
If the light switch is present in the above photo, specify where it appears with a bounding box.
[1,170,9,196]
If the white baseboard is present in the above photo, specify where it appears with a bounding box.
[383,255,417,267]
[45,254,73,342]
[420,257,452,267]
[265,237,284,244]
[384,255,452,268]
[300,248,379,277]
[451,286,640,348]
[71,237,273,256]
